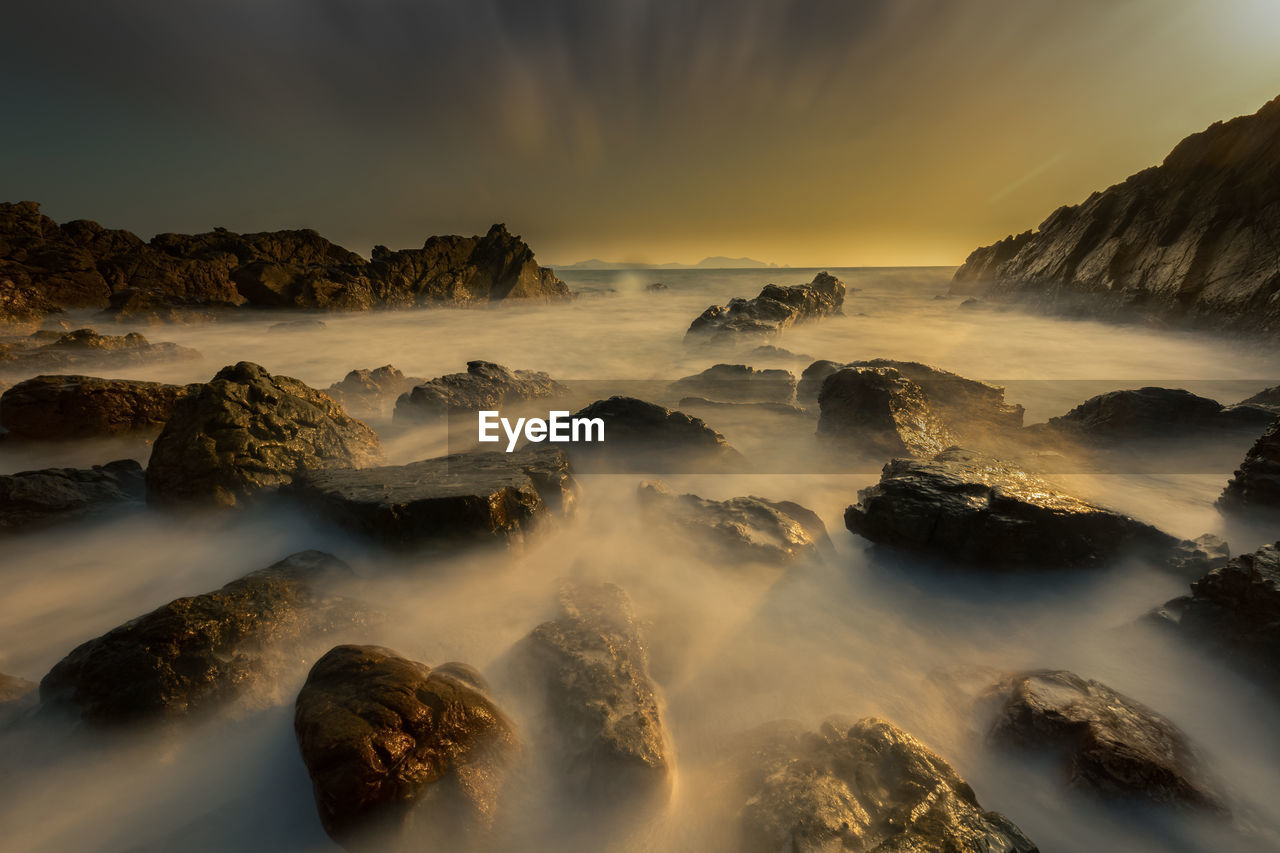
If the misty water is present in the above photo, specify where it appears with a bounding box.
[2,267,1279,852]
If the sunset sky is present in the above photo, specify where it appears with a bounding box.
[4,1,1279,267]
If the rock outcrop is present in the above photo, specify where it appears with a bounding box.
[0,201,570,322]
[393,360,565,423]
[951,94,1280,335]
[284,446,577,549]
[1042,387,1274,441]
[668,364,796,405]
[0,374,192,440]
[565,396,742,471]
[1240,385,1280,412]
[686,272,845,342]
[637,480,832,564]
[816,366,957,457]
[733,716,1038,853]
[327,365,425,419]
[40,551,366,724]
[1218,418,1280,512]
[0,459,145,534]
[146,362,382,508]
[0,328,199,374]
[845,448,1181,569]
[294,644,520,851]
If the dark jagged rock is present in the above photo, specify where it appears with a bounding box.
[668,363,796,404]
[985,670,1225,813]
[40,551,366,724]
[0,328,199,374]
[393,360,565,423]
[0,672,37,704]
[521,582,672,805]
[284,446,577,549]
[1218,418,1280,512]
[566,396,742,471]
[0,201,570,322]
[816,366,958,457]
[147,362,382,508]
[0,459,145,534]
[952,95,1280,336]
[0,374,192,440]
[1239,385,1280,412]
[844,447,1181,569]
[327,365,425,419]
[1165,534,1231,580]
[733,716,1038,853]
[1043,387,1275,441]
[294,644,520,851]
[637,480,832,564]
[686,271,845,341]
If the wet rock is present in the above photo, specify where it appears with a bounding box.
[844,447,1180,569]
[985,670,1225,812]
[0,459,145,534]
[637,480,832,564]
[734,716,1038,853]
[1043,387,1274,441]
[294,644,520,851]
[327,365,425,419]
[393,360,565,423]
[1164,534,1231,580]
[668,363,796,404]
[686,271,845,342]
[0,672,37,703]
[0,374,192,440]
[1239,385,1280,412]
[284,446,577,549]
[40,551,367,724]
[0,328,199,374]
[147,362,382,508]
[566,396,742,471]
[816,366,958,457]
[521,582,672,805]
[1218,418,1280,512]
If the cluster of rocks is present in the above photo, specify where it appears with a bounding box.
[0,327,198,373]
[686,271,845,342]
[393,360,565,423]
[326,365,424,419]
[668,363,796,405]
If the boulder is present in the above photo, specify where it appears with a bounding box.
[40,551,367,724]
[294,645,520,851]
[733,716,1037,853]
[393,360,565,423]
[637,480,832,564]
[0,374,192,440]
[985,670,1225,812]
[844,448,1181,569]
[1043,387,1275,441]
[0,459,145,534]
[283,446,577,549]
[686,271,845,341]
[816,366,957,458]
[521,582,672,805]
[668,363,796,405]
[566,396,742,471]
[0,328,199,374]
[327,365,425,419]
[146,362,382,508]
[1217,418,1280,512]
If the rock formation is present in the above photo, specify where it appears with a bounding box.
[0,328,199,374]
[1041,387,1274,441]
[668,363,796,404]
[1218,418,1280,512]
[0,374,192,440]
[1239,385,1280,412]
[0,459,145,534]
[566,396,742,471]
[393,360,565,423]
[952,94,1280,335]
[686,271,845,341]
[327,365,425,419]
[816,366,957,457]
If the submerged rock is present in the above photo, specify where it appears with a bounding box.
[521,582,672,806]
[284,446,577,549]
[844,448,1179,569]
[0,328,199,373]
[1217,418,1280,512]
[146,362,382,508]
[327,365,425,418]
[393,360,565,422]
[668,363,796,405]
[40,551,366,724]
[686,271,845,342]
[817,366,957,457]
[637,480,832,564]
[294,644,520,851]
[566,396,742,471]
[1043,387,1274,441]
[0,374,192,440]
[0,459,145,534]
[733,716,1038,853]
[985,670,1225,813]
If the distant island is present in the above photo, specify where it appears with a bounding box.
[556,256,784,270]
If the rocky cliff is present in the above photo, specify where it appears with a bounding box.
[952,95,1280,335]
[0,202,569,321]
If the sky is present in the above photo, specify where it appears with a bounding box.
[3,0,1280,267]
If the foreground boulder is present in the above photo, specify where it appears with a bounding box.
[1217,419,1280,512]
[147,362,382,508]
[566,396,742,471]
[686,271,845,342]
[817,366,957,457]
[327,365,424,419]
[393,360,565,423]
[284,446,577,549]
[0,459,145,534]
[985,670,1225,813]
[668,364,796,405]
[0,328,199,373]
[1042,387,1274,441]
[0,374,192,440]
[294,645,520,851]
[637,480,832,564]
[845,448,1180,569]
[520,582,672,806]
[733,716,1037,853]
[40,551,366,724]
